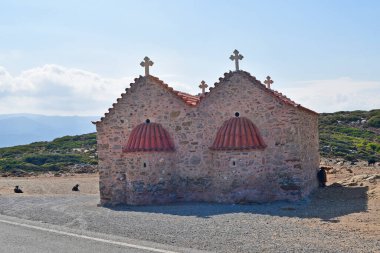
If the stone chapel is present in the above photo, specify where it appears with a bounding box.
[94,50,319,206]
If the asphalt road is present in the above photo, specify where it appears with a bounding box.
[0,194,378,252]
[0,216,189,253]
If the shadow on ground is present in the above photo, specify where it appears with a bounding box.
[106,186,369,221]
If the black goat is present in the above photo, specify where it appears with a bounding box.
[14,186,23,193]
[72,184,80,191]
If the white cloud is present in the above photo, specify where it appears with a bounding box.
[282,77,380,113]
[0,66,379,116]
[0,65,132,115]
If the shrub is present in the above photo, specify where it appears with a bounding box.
[23,154,83,166]
[368,116,380,128]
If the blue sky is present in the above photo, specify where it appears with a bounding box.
[0,0,379,115]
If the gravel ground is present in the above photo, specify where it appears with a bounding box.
[0,170,378,253]
[0,192,378,253]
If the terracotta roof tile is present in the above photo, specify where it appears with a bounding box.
[147,76,200,106]
[123,122,175,152]
[210,116,266,150]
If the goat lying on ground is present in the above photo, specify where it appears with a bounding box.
[14,186,23,193]
[72,184,80,191]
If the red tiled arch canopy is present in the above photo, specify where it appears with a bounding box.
[123,121,174,152]
[210,116,266,150]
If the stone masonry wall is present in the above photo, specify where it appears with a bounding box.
[96,72,319,205]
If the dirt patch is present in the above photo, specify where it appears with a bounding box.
[0,173,99,195]
[310,159,380,238]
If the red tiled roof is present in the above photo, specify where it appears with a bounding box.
[123,121,174,152]
[210,116,266,150]
[148,76,200,106]
[173,91,200,106]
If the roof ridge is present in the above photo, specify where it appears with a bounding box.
[147,76,200,106]
[206,70,317,115]
[238,70,318,115]
[93,75,145,124]
[94,71,317,124]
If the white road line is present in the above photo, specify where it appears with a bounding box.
[0,219,178,253]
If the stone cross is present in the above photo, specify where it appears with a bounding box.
[229,49,244,71]
[140,56,154,76]
[264,76,274,89]
[199,80,208,94]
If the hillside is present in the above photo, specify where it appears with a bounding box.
[319,109,380,161]
[0,114,97,148]
[0,110,379,175]
[0,133,97,176]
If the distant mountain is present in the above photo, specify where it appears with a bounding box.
[0,114,99,148]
